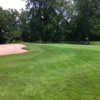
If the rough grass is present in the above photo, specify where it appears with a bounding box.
[0,42,100,100]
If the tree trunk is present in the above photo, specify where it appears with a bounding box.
[77,33,81,43]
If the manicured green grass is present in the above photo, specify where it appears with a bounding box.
[0,42,100,100]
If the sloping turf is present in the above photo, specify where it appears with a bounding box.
[0,43,100,100]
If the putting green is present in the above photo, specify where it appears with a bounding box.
[0,42,100,100]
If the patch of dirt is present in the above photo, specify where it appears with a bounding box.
[0,44,28,56]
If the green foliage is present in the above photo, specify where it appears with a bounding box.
[0,0,100,43]
[0,8,22,43]
[19,9,30,42]
[75,0,100,41]
[4,30,22,43]
[0,7,8,43]
[25,0,76,42]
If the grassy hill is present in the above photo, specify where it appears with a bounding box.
[0,42,100,100]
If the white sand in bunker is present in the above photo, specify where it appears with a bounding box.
[0,44,28,56]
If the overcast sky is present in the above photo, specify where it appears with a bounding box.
[0,0,26,11]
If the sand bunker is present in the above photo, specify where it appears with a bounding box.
[0,44,28,56]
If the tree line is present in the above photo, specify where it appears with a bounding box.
[0,0,100,44]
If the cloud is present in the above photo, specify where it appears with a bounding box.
[0,0,26,11]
